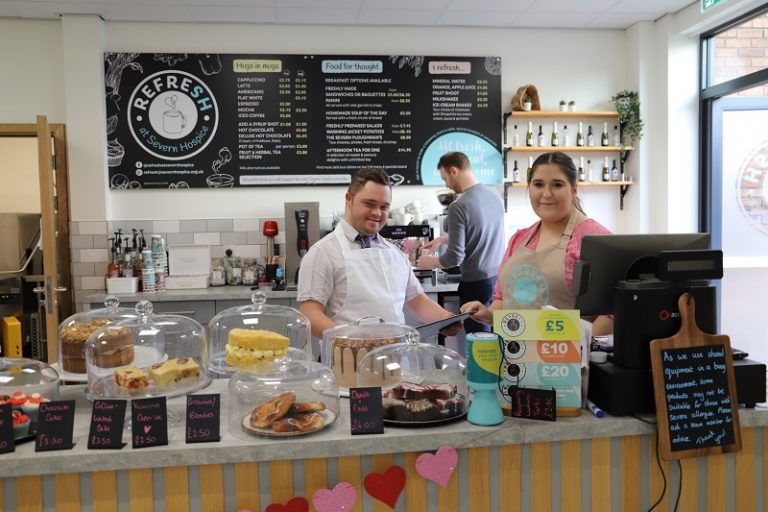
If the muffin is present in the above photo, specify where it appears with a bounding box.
[12,410,31,437]
[9,391,27,410]
[21,393,49,422]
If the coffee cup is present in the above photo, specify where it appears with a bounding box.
[393,213,413,225]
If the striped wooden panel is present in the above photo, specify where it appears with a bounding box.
[530,442,552,512]
[620,436,640,511]
[234,462,259,511]
[679,458,698,511]
[370,454,395,512]
[403,452,427,511]
[92,471,118,512]
[128,468,153,512]
[468,447,490,512]
[590,437,611,510]
[17,475,42,511]
[437,449,459,512]
[735,428,756,512]
[648,435,669,511]
[338,456,362,512]
[303,458,327,505]
[164,466,189,512]
[499,444,521,512]
[0,477,4,512]
[54,473,80,512]
[199,464,224,512]
[706,454,727,512]
[269,460,294,505]
[560,440,581,512]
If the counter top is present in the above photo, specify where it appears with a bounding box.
[3,380,767,478]
[84,282,459,304]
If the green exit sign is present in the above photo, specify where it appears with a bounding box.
[702,0,727,12]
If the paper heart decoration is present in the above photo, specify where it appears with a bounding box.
[264,497,309,512]
[415,445,458,488]
[363,465,406,509]
[312,482,357,512]
[143,425,152,434]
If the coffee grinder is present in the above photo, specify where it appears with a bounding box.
[435,189,461,280]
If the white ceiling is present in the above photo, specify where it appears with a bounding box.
[0,0,696,29]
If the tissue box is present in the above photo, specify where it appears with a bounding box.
[169,245,210,276]
[106,277,139,294]
[166,275,209,290]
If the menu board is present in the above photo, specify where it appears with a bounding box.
[104,53,502,189]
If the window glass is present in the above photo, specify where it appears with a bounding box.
[708,12,768,87]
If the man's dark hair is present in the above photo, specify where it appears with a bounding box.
[348,167,390,196]
[437,151,470,171]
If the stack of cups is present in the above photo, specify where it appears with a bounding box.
[141,249,156,292]
[151,235,167,291]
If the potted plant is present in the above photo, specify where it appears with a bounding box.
[568,100,576,112]
[559,100,567,112]
[611,90,644,163]
[522,94,532,111]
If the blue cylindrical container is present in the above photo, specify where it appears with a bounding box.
[466,332,504,425]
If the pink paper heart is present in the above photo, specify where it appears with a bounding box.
[143,425,152,434]
[312,482,357,512]
[415,445,458,488]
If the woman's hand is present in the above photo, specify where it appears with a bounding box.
[460,301,493,325]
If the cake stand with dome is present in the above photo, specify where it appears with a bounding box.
[208,291,312,378]
[229,359,339,438]
[321,318,421,396]
[357,340,468,426]
[54,295,138,382]
[85,300,212,402]
[0,358,60,441]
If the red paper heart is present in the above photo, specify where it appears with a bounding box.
[265,497,309,512]
[363,465,406,509]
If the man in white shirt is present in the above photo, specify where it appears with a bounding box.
[297,167,458,338]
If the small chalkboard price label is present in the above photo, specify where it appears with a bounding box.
[131,397,168,449]
[650,293,742,461]
[185,394,220,443]
[88,400,127,449]
[349,387,384,435]
[35,400,76,452]
[0,404,15,454]
[509,387,557,422]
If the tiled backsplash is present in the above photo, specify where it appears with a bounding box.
[70,217,332,308]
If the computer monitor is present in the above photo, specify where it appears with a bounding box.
[573,233,711,317]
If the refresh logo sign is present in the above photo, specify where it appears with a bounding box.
[658,310,680,321]
[128,70,218,160]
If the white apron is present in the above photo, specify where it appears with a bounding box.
[332,226,409,325]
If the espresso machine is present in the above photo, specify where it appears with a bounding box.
[379,224,436,285]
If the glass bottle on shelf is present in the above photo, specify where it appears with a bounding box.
[537,125,545,147]
[526,156,533,182]
[578,156,586,182]
[525,122,534,147]
[601,122,609,147]
[587,159,593,181]
[576,122,584,147]
[551,122,559,147]
[512,160,521,183]
[611,159,620,182]
[563,125,570,147]
[512,124,520,147]
[587,125,595,147]
[602,157,610,182]
[612,125,621,147]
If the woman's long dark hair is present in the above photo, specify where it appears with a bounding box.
[528,151,585,214]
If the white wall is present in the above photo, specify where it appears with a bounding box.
[0,138,40,213]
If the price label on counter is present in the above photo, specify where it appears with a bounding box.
[349,387,384,435]
[131,397,168,449]
[0,404,15,454]
[508,387,556,422]
[185,394,220,443]
[35,401,76,452]
[88,400,127,449]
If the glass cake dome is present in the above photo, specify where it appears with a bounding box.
[208,291,312,377]
[85,300,212,400]
[0,358,60,439]
[357,341,468,425]
[228,359,338,438]
[320,318,420,391]
[56,295,138,378]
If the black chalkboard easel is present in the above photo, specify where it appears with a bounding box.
[650,293,742,460]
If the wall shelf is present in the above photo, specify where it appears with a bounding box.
[509,111,619,119]
[504,181,634,211]
[504,145,633,152]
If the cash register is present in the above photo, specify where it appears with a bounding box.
[573,233,766,415]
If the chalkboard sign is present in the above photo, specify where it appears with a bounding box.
[185,394,221,443]
[88,399,127,449]
[650,294,741,460]
[104,53,501,189]
[35,401,76,452]
[507,387,556,422]
[349,387,384,435]
[131,396,169,449]
[0,404,14,454]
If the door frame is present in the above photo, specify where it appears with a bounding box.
[0,122,73,361]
